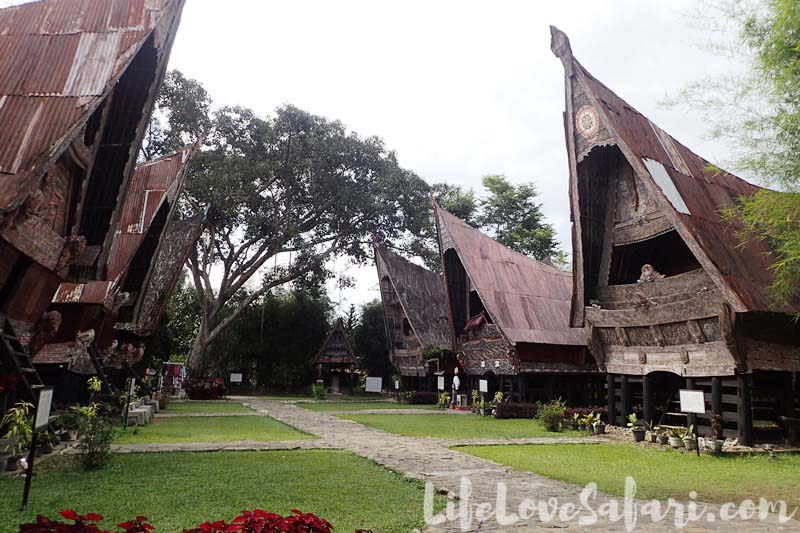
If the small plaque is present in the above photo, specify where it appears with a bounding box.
[34,388,54,430]
[479,379,488,393]
[394,380,400,390]
[679,389,705,414]
[230,373,243,383]
[365,377,382,393]
[437,376,445,391]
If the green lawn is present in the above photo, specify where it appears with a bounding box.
[115,415,312,444]
[339,413,573,439]
[460,443,800,508]
[163,400,253,414]
[0,451,442,532]
[300,401,437,412]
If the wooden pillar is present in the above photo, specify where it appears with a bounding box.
[711,377,723,417]
[607,373,616,426]
[738,373,754,447]
[642,374,654,424]
[620,374,630,421]
[685,377,697,430]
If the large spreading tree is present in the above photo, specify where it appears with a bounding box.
[147,72,430,372]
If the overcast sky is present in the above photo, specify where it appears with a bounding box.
[163,0,746,315]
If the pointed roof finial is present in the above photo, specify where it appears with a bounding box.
[550,26,574,73]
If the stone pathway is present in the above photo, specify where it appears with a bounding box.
[230,397,796,532]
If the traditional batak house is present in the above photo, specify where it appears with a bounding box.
[551,27,800,444]
[0,0,186,403]
[313,319,360,395]
[433,201,601,404]
[374,241,452,390]
[35,146,199,398]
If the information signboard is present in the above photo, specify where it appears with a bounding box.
[365,377,382,393]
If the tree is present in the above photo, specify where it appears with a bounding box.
[343,304,358,337]
[146,72,432,372]
[674,0,800,311]
[408,175,560,271]
[353,300,391,379]
[477,174,558,260]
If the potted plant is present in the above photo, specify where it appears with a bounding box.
[710,414,724,455]
[471,390,479,413]
[627,413,646,442]
[657,429,669,445]
[591,413,606,435]
[2,401,32,471]
[668,427,685,448]
[644,420,657,443]
[437,391,451,409]
[683,425,697,451]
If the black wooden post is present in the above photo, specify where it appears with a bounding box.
[620,374,630,421]
[642,374,654,424]
[607,373,616,425]
[738,373,754,447]
[685,377,697,430]
[711,377,722,417]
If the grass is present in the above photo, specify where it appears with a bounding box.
[114,415,313,444]
[300,401,437,412]
[0,450,443,532]
[261,395,313,401]
[338,413,574,439]
[162,400,253,414]
[459,443,800,508]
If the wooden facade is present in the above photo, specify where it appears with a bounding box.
[374,241,452,388]
[0,0,187,403]
[552,27,800,444]
[313,319,360,394]
[433,201,603,404]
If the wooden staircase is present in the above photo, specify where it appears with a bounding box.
[0,315,44,403]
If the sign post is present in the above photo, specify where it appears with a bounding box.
[679,389,705,457]
[437,376,445,391]
[21,387,53,511]
[122,378,136,430]
[365,377,382,393]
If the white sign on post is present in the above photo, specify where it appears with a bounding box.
[437,376,445,391]
[679,389,706,414]
[230,373,243,383]
[394,380,400,390]
[479,379,488,393]
[365,377,382,393]
[34,388,53,430]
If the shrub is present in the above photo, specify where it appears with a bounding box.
[494,402,538,419]
[311,383,326,401]
[536,399,566,432]
[408,391,437,405]
[19,509,332,532]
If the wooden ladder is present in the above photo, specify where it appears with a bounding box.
[0,315,44,403]
[87,344,115,394]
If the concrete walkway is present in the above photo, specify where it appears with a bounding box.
[229,397,794,532]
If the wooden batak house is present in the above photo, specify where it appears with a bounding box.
[552,27,800,444]
[374,242,452,390]
[34,146,200,397]
[0,0,186,403]
[313,319,360,395]
[433,201,601,404]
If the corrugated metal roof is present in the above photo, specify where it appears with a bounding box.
[106,145,195,280]
[0,0,183,215]
[435,204,589,347]
[552,26,787,315]
[374,243,452,352]
[52,279,114,305]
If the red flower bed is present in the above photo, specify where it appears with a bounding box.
[19,509,332,533]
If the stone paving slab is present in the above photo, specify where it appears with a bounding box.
[232,396,796,532]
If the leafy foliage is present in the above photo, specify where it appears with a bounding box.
[352,300,390,379]
[674,0,800,313]
[535,399,566,432]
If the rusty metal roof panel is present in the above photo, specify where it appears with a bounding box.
[435,206,589,346]
[52,279,114,305]
[0,0,185,215]
[374,243,452,352]
[572,59,787,314]
[106,145,195,282]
